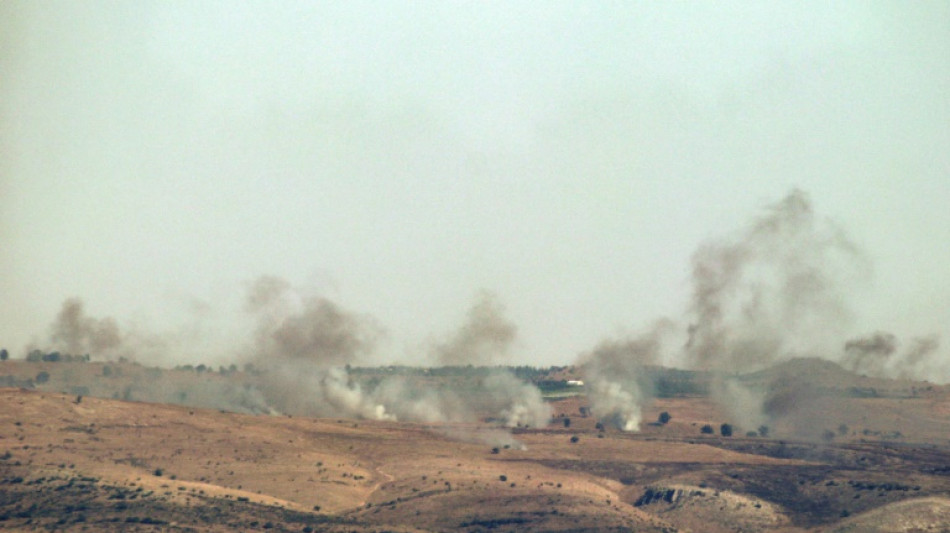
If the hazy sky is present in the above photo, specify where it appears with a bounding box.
[2,1,948,366]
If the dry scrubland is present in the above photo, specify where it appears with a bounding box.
[2,361,950,532]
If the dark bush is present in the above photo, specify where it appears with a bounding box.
[570,435,579,443]
[35,371,50,384]
[700,424,714,434]
[720,423,733,437]
[563,418,571,428]
[658,411,671,424]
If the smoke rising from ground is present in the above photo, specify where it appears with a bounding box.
[685,189,866,371]
[244,279,549,436]
[44,298,123,357]
[579,320,674,431]
[22,279,550,442]
[579,189,945,434]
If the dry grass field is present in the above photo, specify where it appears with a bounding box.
[2,360,950,532]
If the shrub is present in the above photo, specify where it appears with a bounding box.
[758,425,770,437]
[35,371,50,384]
[499,475,507,482]
[153,469,163,477]
[563,418,571,428]
[658,411,671,424]
[700,424,714,434]
[720,423,733,437]
[570,435,579,443]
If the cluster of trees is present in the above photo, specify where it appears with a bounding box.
[346,364,566,380]
[25,350,90,363]
[173,363,239,375]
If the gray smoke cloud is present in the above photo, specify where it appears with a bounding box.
[246,279,549,435]
[578,188,945,435]
[244,275,391,419]
[681,189,876,434]
[434,290,517,366]
[46,298,124,357]
[685,188,866,370]
[843,331,942,381]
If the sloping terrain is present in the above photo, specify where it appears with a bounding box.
[2,385,950,532]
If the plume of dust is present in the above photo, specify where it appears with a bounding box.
[579,320,675,431]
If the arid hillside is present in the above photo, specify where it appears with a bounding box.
[2,366,950,532]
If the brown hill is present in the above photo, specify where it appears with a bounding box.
[2,386,950,532]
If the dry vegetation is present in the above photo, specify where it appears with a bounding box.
[2,359,950,532]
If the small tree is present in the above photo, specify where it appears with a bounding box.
[36,371,50,384]
[563,417,571,428]
[758,425,770,438]
[0,348,8,361]
[700,424,714,434]
[658,411,671,425]
[570,435,579,443]
[720,423,733,437]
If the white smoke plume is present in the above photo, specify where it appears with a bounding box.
[580,320,675,431]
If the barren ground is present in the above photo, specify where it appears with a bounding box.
[2,361,950,532]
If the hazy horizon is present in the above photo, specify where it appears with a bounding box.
[2,2,948,369]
